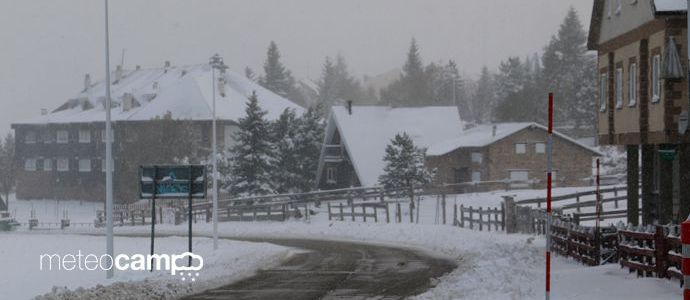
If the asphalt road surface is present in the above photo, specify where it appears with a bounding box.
[181,238,456,300]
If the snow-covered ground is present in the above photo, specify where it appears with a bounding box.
[4,186,671,300]
[0,232,295,300]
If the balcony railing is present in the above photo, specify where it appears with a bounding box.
[324,144,344,161]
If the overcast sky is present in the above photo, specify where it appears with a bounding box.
[0,0,592,136]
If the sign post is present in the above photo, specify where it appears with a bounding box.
[140,165,207,268]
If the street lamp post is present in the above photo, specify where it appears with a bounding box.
[209,54,227,250]
[104,0,114,279]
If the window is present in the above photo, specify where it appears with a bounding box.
[25,131,36,144]
[535,143,546,154]
[56,130,69,144]
[78,159,91,172]
[628,63,637,106]
[79,129,91,143]
[515,143,526,154]
[509,170,529,188]
[471,152,483,164]
[57,158,69,172]
[24,159,36,171]
[615,67,623,108]
[42,131,52,144]
[652,54,660,102]
[599,73,608,112]
[326,167,336,184]
[454,168,469,183]
[471,171,481,182]
[43,159,52,171]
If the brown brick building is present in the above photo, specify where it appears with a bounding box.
[426,123,600,192]
[588,0,690,224]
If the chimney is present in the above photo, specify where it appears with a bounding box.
[347,100,353,115]
[122,93,133,112]
[84,74,91,91]
[41,108,48,115]
[492,124,497,137]
[114,65,123,84]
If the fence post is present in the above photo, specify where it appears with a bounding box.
[503,196,517,234]
[494,208,499,231]
[654,225,667,278]
[339,203,344,221]
[362,205,367,222]
[374,206,378,223]
[469,206,474,230]
[614,187,619,209]
[681,217,690,300]
[385,204,390,223]
[328,202,332,221]
[576,193,581,213]
[351,204,355,222]
[410,201,414,223]
[397,202,402,223]
[442,193,447,225]
[458,204,462,227]
[282,204,287,221]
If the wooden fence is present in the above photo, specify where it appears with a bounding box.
[550,219,618,266]
[455,204,505,231]
[618,224,682,280]
[327,202,388,223]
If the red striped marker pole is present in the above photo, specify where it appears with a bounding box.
[682,216,690,300]
[546,92,553,300]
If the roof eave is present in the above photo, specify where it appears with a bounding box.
[587,0,605,51]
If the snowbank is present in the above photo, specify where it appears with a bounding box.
[0,233,294,300]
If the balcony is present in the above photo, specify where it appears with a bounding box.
[324,144,345,162]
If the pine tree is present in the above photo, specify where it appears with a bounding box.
[293,106,325,192]
[472,66,497,123]
[381,38,432,106]
[259,41,290,97]
[541,7,596,128]
[225,91,276,196]
[378,133,432,196]
[271,108,300,194]
[493,56,543,122]
[317,54,366,114]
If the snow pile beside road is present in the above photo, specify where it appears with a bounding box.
[0,233,294,300]
[103,219,680,300]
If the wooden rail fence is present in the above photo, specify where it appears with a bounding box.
[455,204,505,231]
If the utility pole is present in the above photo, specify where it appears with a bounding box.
[104,0,114,279]
[209,54,227,250]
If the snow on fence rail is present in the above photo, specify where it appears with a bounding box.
[617,224,682,281]
[327,202,388,223]
[455,204,505,232]
[550,219,618,266]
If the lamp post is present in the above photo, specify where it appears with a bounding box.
[104,0,114,279]
[209,54,227,250]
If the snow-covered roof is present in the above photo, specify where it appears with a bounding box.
[426,122,603,157]
[14,64,303,125]
[654,0,687,13]
[326,106,463,187]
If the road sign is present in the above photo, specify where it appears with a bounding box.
[140,165,207,199]
[140,165,206,269]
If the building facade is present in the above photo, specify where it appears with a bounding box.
[12,62,302,203]
[589,0,690,224]
[426,123,600,192]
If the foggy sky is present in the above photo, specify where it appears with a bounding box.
[0,0,592,136]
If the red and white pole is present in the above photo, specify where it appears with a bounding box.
[682,216,690,300]
[595,158,601,230]
[546,92,553,300]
